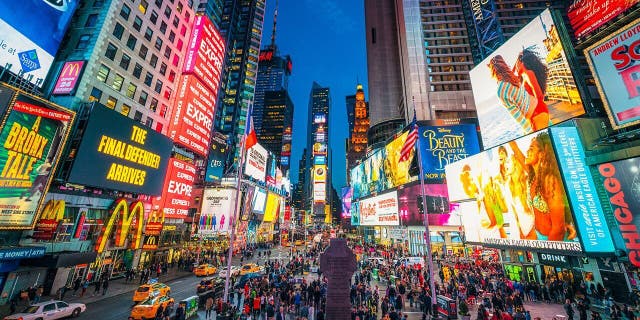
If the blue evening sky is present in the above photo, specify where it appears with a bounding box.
[261,0,367,191]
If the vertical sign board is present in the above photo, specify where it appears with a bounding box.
[51,61,85,95]
[183,15,225,93]
[204,132,227,183]
[550,127,615,253]
[245,144,268,182]
[585,18,640,129]
[0,94,74,229]
[153,158,196,219]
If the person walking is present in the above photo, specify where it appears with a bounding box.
[72,278,81,296]
[80,280,89,297]
[102,279,109,295]
[205,296,214,320]
[564,299,575,320]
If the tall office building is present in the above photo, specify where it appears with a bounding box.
[346,84,369,172]
[306,82,330,219]
[49,0,197,133]
[254,51,292,133]
[259,90,294,172]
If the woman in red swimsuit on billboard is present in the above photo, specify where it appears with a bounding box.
[514,47,550,131]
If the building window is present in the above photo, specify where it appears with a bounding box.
[160,104,168,118]
[172,16,179,28]
[168,70,176,82]
[138,44,148,59]
[133,16,143,31]
[160,21,167,33]
[163,47,171,59]
[154,80,163,93]
[176,39,183,51]
[126,82,137,98]
[119,53,131,70]
[105,42,117,60]
[185,11,190,22]
[150,54,158,68]
[155,0,162,7]
[172,54,179,67]
[121,104,131,116]
[159,63,167,75]
[150,98,158,111]
[180,25,186,36]
[113,23,125,40]
[164,6,171,18]
[89,87,103,101]
[120,4,131,20]
[154,37,163,50]
[156,123,163,132]
[133,63,143,78]
[85,14,98,27]
[144,72,153,86]
[106,96,118,109]
[150,10,158,24]
[371,28,376,44]
[176,1,183,13]
[139,90,148,105]
[168,31,175,43]
[134,110,143,122]
[144,27,153,41]
[138,0,148,13]
[163,87,171,99]
[93,0,105,8]
[112,74,124,91]
[76,34,91,49]
[126,34,137,50]
[145,117,154,128]
[96,64,110,82]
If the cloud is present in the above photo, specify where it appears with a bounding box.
[304,0,356,33]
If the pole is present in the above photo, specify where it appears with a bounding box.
[413,111,438,318]
[223,136,247,304]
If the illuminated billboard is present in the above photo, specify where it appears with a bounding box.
[263,192,280,222]
[359,191,399,226]
[52,61,85,95]
[245,144,268,182]
[568,0,639,39]
[313,182,326,204]
[199,188,235,235]
[445,130,582,252]
[183,15,225,93]
[351,202,360,226]
[470,9,584,149]
[0,1,77,87]
[68,103,172,195]
[0,93,74,229]
[585,18,640,129]
[252,188,267,215]
[204,132,227,183]
[418,125,480,181]
[168,75,215,157]
[341,187,353,218]
[153,158,196,219]
[397,183,454,226]
[314,113,327,124]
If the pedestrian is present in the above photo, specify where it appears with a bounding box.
[34,286,43,303]
[102,279,109,295]
[81,280,89,297]
[93,279,102,296]
[205,296,214,320]
[564,298,575,320]
[155,304,164,320]
[72,278,81,296]
[175,302,185,320]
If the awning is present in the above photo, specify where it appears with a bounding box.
[24,251,98,268]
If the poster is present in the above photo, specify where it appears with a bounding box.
[359,191,400,226]
[418,124,481,181]
[199,188,236,235]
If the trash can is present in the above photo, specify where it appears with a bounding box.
[180,295,199,319]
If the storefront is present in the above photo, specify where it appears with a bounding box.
[26,251,98,296]
[0,247,47,305]
[536,253,584,287]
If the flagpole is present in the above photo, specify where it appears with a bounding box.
[412,105,438,318]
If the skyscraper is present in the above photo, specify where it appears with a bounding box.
[259,90,294,172]
[306,82,330,219]
[254,51,292,133]
[346,84,369,173]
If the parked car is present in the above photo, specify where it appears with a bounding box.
[3,300,86,320]
[129,295,174,320]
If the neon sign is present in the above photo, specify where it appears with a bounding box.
[95,198,145,253]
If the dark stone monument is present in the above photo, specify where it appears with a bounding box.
[320,238,357,320]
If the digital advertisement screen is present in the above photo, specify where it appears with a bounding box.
[359,191,399,226]
[550,126,615,253]
[0,1,77,87]
[585,18,640,129]
[251,188,267,215]
[168,75,215,157]
[397,182,454,226]
[445,130,582,252]
[470,9,585,149]
[239,186,255,221]
[0,95,74,229]
[204,133,227,183]
[351,201,360,226]
[52,60,85,95]
[341,186,353,218]
[183,15,225,93]
[568,0,639,38]
[153,158,196,219]
[199,188,235,235]
[263,192,280,223]
[313,182,326,204]
[68,104,172,195]
[245,144,267,182]
[418,124,480,181]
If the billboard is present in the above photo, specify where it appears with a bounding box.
[153,158,196,219]
[597,158,640,266]
[550,126,615,253]
[183,15,225,93]
[585,18,640,129]
[351,201,360,226]
[199,188,235,235]
[445,131,582,252]
[169,75,215,157]
[359,191,400,226]
[313,182,326,204]
[397,183,454,226]
[251,188,267,215]
[68,104,172,195]
[568,0,639,39]
[0,1,77,87]
[314,156,326,165]
[341,186,353,218]
[418,124,480,181]
[263,192,280,222]
[314,113,327,124]
[245,144,267,182]
[470,9,585,149]
[239,186,254,221]
[0,94,74,229]
[204,132,227,183]
[52,61,85,95]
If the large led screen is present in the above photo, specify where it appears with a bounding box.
[199,188,235,235]
[153,158,196,219]
[568,0,639,39]
[263,192,280,223]
[341,186,353,218]
[585,18,640,129]
[397,182,455,226]
[252,188,267,215]
[470,9,584,149]
[183,15,225,93]
[445,130,582,252]
[418,124,481,181]
[0,1,77,87]
[359,191,400,226]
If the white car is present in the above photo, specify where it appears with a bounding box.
[4,300,86,320]
[218,266,240,277]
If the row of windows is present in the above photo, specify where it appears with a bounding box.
[89,85,166,132]
[95,64,168,115]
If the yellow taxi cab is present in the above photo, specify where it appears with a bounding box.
[193,264,217,277]
[294,240,304,246]
[239,263,263,275]
[130,295,174,320]
[132,282,171,302]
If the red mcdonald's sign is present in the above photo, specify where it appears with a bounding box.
[52,61,85,95]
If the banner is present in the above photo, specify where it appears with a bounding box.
[199,188,235,235]
[585,18,640,129]
[597,158,640,266]
[568,0,639,38]
[52,61,85,95]
[0,95,74,229]
[470,9,584,149]
[359,191,399,226]
[445,130,582,252]
[550,126,614,253]
[32,199,65,240]
[245,144,267,182]
[153,158,195,219]
[204,132,227,183]
[418,125,481,181]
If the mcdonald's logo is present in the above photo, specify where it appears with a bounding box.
[146,236,157,245]
[95,198,145,253]
[142,235,158,250]
[39,200,65,221]
[61,61,81,77]
[52,60,85,95]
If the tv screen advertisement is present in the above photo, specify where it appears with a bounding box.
[183,15,225,93]
[68,104,173,195]
[568,0,639,39]
[585,18,640,129]
[204,133,227,183]
[153,158,196,219]
[263,192,280,223]
[359,191,399,226]
[351,201,360,226]
[199,188,235,235]
[252,188,267,215]
[418,124,481,181]
[445,130,582,252]
[470,9,585,149]
[341,186,353,218]
[0,1,77,87]
[397,183,454,226]
[0,94,74,229]
[245,144,267,182]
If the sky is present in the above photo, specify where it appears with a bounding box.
[261,0,368,191]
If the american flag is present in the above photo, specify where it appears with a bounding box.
[399,113,418,162]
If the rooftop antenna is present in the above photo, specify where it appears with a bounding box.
[271,0,279,51]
